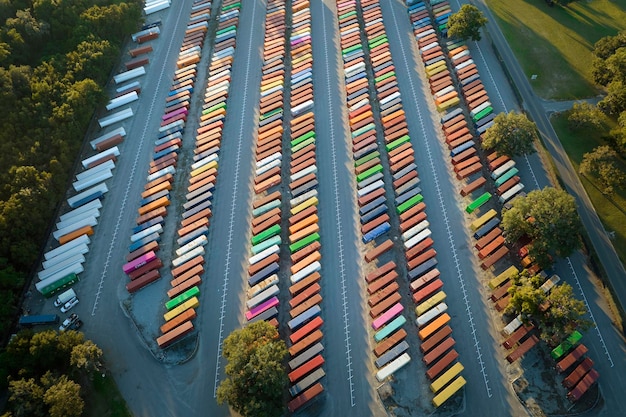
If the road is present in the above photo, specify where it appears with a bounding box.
[463,0,626,414]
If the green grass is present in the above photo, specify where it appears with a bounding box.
[485,0,626,99]
[551,113,626,265]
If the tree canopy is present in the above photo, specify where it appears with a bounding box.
[505,270,591,343]
[567,101,606,131]
[0,329,103,417]
[502,187,581,268]
[579,145,625,195]
[0,0,142,344]
[446,4,487,42]
[482,111,538,157]
[216,321,288,417]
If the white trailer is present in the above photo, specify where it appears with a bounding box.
[113,67,146,85]
[38,254,85,280]
[53,216,98,240]
[43,235,91,261]
[72,170,112,192]
[56,209,100,232]
[130,224,163,243]
[144,0,170,15]
[67,183,108,209]
[98,108,133,128]
[76,160,115,181]
[81,147,120,168]
[171,246,205,268]
[376,353,411,382]
[175,235,208,257]
[90,127,126,150]
[42,243,89,270]
[106,91,139,111]
[35,264,84,293]
[59,199,102,222]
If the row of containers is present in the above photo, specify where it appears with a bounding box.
[336,0,467,408]
[34,6,166,300]
[407,0,599,402]
[119,0,216,348]
[239,0,327,412]
[155,0,242,348]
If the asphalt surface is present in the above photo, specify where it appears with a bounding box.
[29,0,626,416]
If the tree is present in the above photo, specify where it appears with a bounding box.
[502,187,581,268]
[505,270,547,317]
[482,111,538,157]
[71,340,103,373]
[542,283,591,342]
[446,4,487,42]
[567,101,606,130]
[579,145,626,195]
[216,321,288,417]
[8,378,45,417]
[43,375,84,417]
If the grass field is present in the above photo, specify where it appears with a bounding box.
[85,371,133,417]
[485,0,626,99]
[551,113,626,265]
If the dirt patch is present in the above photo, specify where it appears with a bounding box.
[512,344,600,416]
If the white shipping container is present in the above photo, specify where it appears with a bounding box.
[249,245,280,265]
[190,153,219,171]
[81,147,120,168]
[144,1,170,15]
[402,220,430,242]
[76,160,115,181]
[59,200,102,222]
[246,285,279,309]
[73,170,112,192]
[146,165,176,182]
[290,261,321,284]
[56,208,100,231]
[113,67,146,84]
[43,235,91,261]
[67,183,108,208]
[290,165,317,183]
[90,127,126,150]
[171,246,205,268]
[35,264,84,293]
[106,91,139,111]
[98,108,133,128]
[416,302,448,327]
[38,254,85,280]
[130,224,163,243]
[255,158,281,177]
[115,81,140,94]
[175,235,208,257]
[158,119,184,133]
[502,314,523,336]
[42,243,89,270]
[375,353,410,382]
[131,27,160,42]
[404,229,432,250]
[357,179,384,198]
[256,152,282,170]
[491,160,516,179]
[53,216,98,240]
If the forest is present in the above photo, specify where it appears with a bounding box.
[0,0,142,342]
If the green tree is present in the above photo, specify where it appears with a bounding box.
[482,111,538,157]
[217,321,288,417]
[579,145,626,195]
[542,283,591,342]
[502,187,581,268]
[505,270,546,317]
[43,375,84,417]
[8,377,45,417]
[446,4,487,42]
[567,101,606,130]
[71,340,103,373]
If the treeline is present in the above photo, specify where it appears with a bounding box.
[0,329,105,417]
[0,0,142,340]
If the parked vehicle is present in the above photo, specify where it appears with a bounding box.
[54,288,77,308]
[59,313,79,331]
[60,296,79,313]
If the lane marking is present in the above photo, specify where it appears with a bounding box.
[320,0,356,407]
[385,0,492,397]
[213,0,257,398]
[91,0,188,316]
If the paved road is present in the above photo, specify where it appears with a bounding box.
[461,0,626,415]
[310,1,388,415]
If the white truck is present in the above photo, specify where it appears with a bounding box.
[54,288,77,308]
